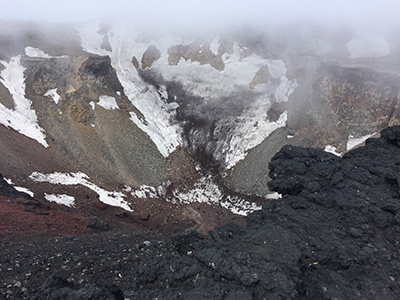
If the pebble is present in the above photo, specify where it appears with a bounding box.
[14,281,21,288]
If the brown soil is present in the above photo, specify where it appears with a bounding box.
[0,196,92,235]
[0,190,245,238]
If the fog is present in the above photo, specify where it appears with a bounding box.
[1,0,399,36]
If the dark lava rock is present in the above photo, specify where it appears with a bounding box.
[32,275,124,300]
[3,126,400,299]
[128,126,400,299]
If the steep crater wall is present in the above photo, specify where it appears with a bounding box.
[225,61,400,196]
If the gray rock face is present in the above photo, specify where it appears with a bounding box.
[21,55,170,187]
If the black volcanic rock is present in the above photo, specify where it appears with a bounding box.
[33,275,124,300]
[129,126,400,299]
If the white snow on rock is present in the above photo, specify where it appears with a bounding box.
[4,178,13,185]
[209,36,220,55]
[347,36,390,59]
[0,55,48,147]
[274,76,298,103]
[44,193,75,207]
[131,176,261,216]
[266,192,282,199]
[14,186,35,197]
[153,42,274,101]
[25,46,51,58]
[4,177,35,197]
[29,171,132,211]
[98,95,118,110]
[144,37,296,169]
[226,111,288,169]
[158,85,168,100]
[44,88,61,104]
[324,145,342,156]
[78,22,182,158]
[347,134,373,151]
[78,22,298,168]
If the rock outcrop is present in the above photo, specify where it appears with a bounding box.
[167,42,225,71]
[141,45,161,69]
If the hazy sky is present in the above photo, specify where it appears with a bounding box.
[1,0,399,34]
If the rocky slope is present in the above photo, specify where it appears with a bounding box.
[1,20,400,218]
[2,125,400,299]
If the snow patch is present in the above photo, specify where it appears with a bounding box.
[266,192,282,199]
[4,177,13,185]
[131,176,261,216]
[158,85,168,100]
[324,145,342,156]
[226,111,288,170]
[44,88,61,104]
[347,134,373,151]
[274,76,298,103]
[209,36,220,55]
[44,193,75,207]
[265,60,286,80]
[29,171,132,211]
[14,186,34,197]
[25,47,51,59]
[156,44,270,101]
[347,36,390,58]
[98,95,118,110]
[0,56,48,147]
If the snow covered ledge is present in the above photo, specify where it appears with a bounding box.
[29,172,132,211]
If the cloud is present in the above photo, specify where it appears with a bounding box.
[1,0,399,35]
